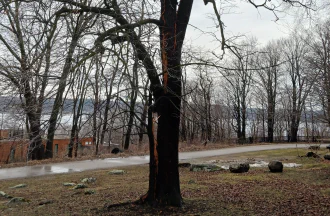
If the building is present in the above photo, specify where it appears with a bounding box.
[0,137,94,164]
[0,129,24,140]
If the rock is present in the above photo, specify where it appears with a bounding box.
[190,164,223,172]
[326,145,330,151]
[324,155,330,160]
[84,190,96,195]
[0,191,6,197]
[9,184,27,189]
[268,161,283,173]
[306,152,320,158]
[111,148,123,154]
[178,163,191,168]
[73,184,87,189]
[229,163,250,173]
[81,177,96,183]
[188,180,196,184]
[38,200,53,205]
[108,170,126,175]
[63,183,76,186]
[0,191,12,199]
[7,197,28,205]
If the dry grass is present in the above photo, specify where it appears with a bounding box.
[1,148,330,215]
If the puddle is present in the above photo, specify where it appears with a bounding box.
[43,166,75,173]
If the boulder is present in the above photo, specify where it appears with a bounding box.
[111,148,123,154]
[229,163,250,173]
[268,161,283,173]
[324,154,330,160]
[108,170,126,175]
[306,152,320,158]
[190,164,223,172]
[81,177,96,183]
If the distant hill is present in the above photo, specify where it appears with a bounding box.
[0,96,95,114]
[0,96,140,115]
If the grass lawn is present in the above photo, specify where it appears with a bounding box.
[1,148,330,215]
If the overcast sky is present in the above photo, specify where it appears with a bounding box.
[185,1,303,51]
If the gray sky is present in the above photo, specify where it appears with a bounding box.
[186,1,296,50]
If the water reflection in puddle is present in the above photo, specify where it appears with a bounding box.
[47,166,77,173]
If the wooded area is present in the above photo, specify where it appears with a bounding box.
[0,0,327,206]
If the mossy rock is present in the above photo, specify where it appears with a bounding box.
[0,191,13,199]
[73,184,87,189]
[81,177,96,183]
[108,170,126,175]
[7,197,29,205]
[84,190,96,195]
[63,183,76,186]
[190,164,223,172]
[188,179,196,184]
[229,163,250,173]
[9,184,27,189]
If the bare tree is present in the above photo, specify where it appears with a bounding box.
[282,33,315,142]
[307,19,330,126]
[0,1,63,159]
[255,40,282,142]
[221,38,257,143]
[45,9,97,158]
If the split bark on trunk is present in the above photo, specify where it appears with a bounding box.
[140,0,193,207]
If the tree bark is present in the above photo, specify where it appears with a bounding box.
[141,0,193,207]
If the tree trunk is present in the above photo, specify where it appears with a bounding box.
[68,72,87,158]
[93,69,100,156]
[267,104,274,143]
[141,0,193,207]
[24,76,44,160]
[124,57,139,150]
[27,118,44,160]
[99,61,118,147]
[180,71,187,142]
[45,35,79,159]
[124,91,137,150]
[290,123,299,142]
[138,100,148,146]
